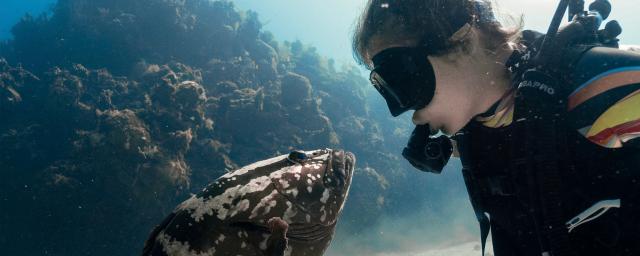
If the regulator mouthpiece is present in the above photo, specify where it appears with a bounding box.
[402,124,453,174]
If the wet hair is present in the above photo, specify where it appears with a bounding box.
[352,0,522,69]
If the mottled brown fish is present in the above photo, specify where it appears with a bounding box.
[142,149,356,256]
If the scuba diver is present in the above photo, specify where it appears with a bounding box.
[352,0,640,255]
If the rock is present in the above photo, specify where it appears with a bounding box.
[165,129,193,154]
[213,80,239,95]
[280,72,312,107]
[98,109,153,160]
[174,81,206,111]
[250,39,279,81]
[0,0,428,254]
[0,58,40,114]
[237,10,262,43]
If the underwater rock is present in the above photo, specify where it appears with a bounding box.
[174,81,207,108]
[237,10,262,44]
[143,149,355,256]
[166,129,194,155]
[1,0,251,74]
[336,116,385,149]
[0,0,420,254]
[186,138,236,184]
[248,39,279,81]
[0,58,40,116]
[204,56,259,89]
[0,59,218,254]
[97,109,153,160]
[213,80,239,95]
[280,72,312,108]
[143,63,209,134]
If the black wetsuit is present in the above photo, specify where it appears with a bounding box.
[456,44,640,256]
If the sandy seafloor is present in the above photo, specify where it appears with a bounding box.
[375,241,495,256]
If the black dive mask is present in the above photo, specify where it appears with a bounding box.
[370,48,451,173]
[370,47,436,117]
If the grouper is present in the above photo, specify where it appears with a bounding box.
[142,148,356,256]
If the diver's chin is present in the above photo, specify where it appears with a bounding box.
[446,120,470,136]
[439,127,452,137]
[434,124,459,137]
[427,124,456,138]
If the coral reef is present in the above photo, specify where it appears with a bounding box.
[0,0,420,255]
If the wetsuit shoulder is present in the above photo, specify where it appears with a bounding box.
[566,46,640,148]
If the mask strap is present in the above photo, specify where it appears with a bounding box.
[449,23,473,42]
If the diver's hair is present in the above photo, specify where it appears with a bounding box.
[352,0,523,69]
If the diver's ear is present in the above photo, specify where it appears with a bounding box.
[439,25,483,63]
[465,26,485,55]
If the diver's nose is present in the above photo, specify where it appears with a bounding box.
[412,109,429,125]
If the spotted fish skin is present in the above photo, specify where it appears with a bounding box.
[142,148,355,256]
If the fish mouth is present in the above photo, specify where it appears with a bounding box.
[326,149,355,189]
[343,151,355,180]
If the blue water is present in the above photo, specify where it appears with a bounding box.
[3,0,639,57]
[1,0,56,39]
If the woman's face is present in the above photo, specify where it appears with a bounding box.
[367,36,485,135]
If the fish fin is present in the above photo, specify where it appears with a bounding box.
[141,212,177,255]
[266,217,289,256]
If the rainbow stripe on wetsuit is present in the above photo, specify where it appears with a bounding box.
[475,49,640,149]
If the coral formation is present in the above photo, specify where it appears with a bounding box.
[0,0,419,255]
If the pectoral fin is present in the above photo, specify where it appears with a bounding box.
[265,217,289,256]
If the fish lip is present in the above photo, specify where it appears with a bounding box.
[343,151,355,180]
[328,149,355,188]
